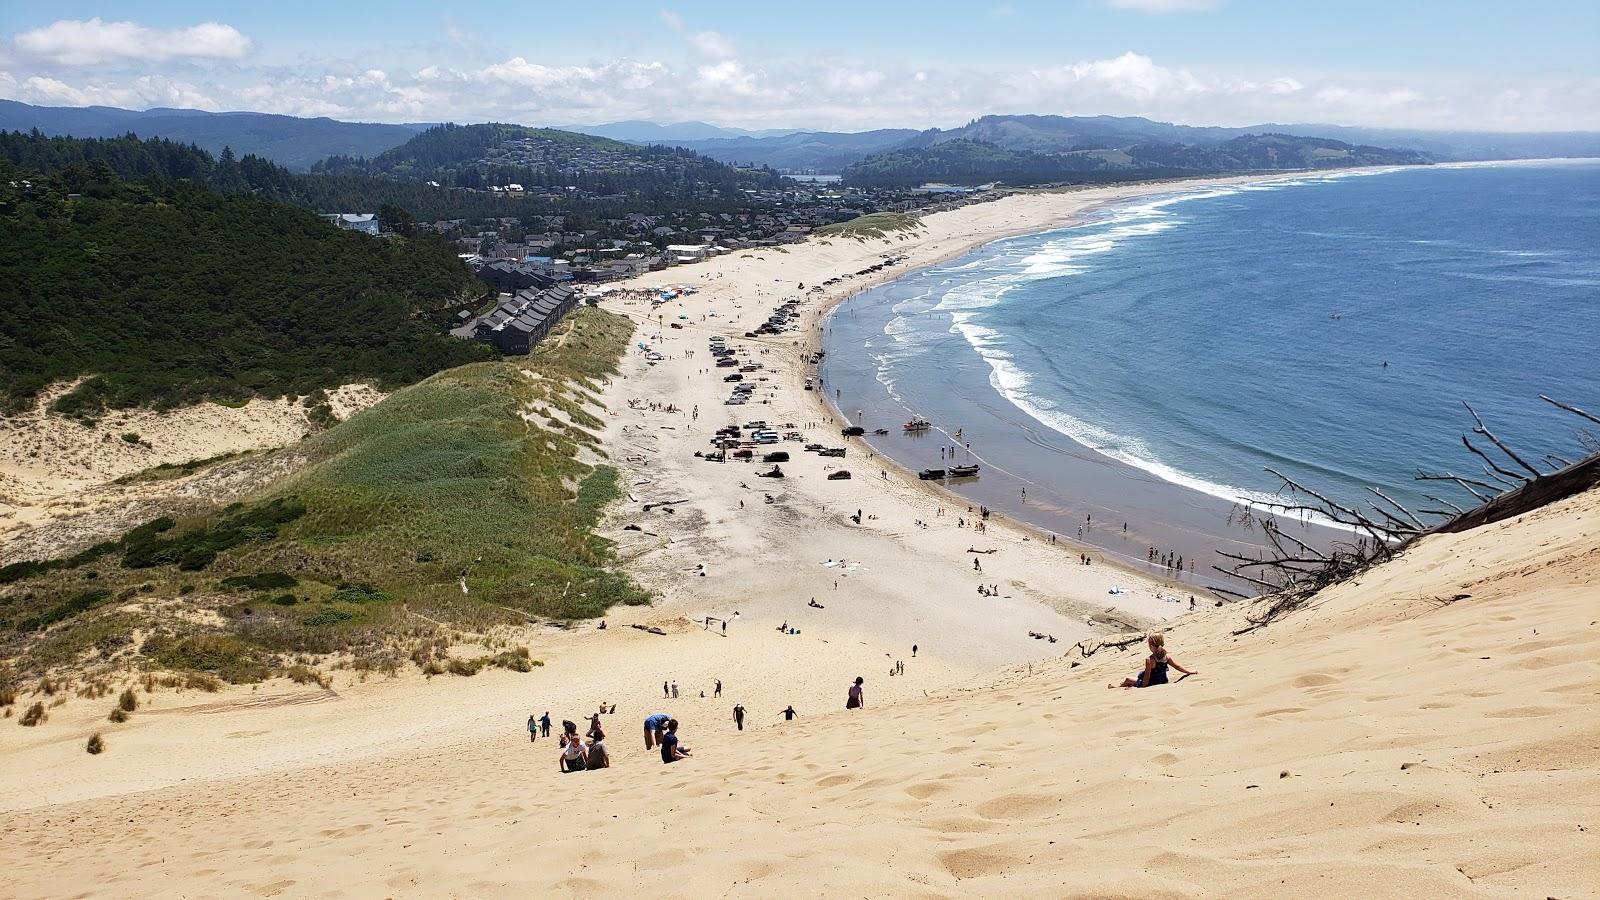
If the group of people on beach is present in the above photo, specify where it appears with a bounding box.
[1148,547,1195,575]
[529,709,614,773]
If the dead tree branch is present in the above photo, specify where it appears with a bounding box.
[1541,395,1600,427]
[1464,402,1544,479]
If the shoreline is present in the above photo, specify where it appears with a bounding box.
[801,171,1371,593]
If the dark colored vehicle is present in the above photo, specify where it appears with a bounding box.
[762,451,790,463]
[841,426,865,436]
[918,469,946,480]
[827,470,852,480]
[724,373,744,382]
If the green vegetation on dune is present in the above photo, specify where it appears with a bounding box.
[812,212,922,240]
[0,308,648,684]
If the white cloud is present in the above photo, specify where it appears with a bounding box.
[689,30,737,60]
[12,18,253,66]
[15,73,217,110]
[1,40,1592,133]
[1104,0,1217,12]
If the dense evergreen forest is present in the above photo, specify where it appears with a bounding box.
[0,128,787,222]
[843,134,1429,188]
[0,145,494,416]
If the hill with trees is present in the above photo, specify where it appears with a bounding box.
[312,122,788,197]
[843,133,1429,188]
[0,140,493,416]
[0,100,424,171]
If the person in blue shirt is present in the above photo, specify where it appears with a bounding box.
[659,718,691,764]
[644,712,671,749]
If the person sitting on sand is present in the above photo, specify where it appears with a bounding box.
[644,712,671,749]
[846,676,865,710]
[586,736,611,770]
[660,718,691,764]
[559,730,587,772]
[1110,634,1197,689]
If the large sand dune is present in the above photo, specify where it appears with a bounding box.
[2,177,1592,897]
[4,485,1593,897]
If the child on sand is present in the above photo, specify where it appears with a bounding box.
[527,714,538,743]
[1110,634,1197,689]
[846,676,865,710]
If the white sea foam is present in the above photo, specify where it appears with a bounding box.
[931,179,1359,527]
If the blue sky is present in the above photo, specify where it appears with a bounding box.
[2,1,1596,130]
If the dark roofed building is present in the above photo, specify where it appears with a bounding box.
[472,285,580,356]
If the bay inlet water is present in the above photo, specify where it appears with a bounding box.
[821,160,1600,590]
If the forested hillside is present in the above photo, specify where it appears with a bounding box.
[0,100,423,170]
[844,133,1429,187]
[313,122,788,196]
[0,149,493,416]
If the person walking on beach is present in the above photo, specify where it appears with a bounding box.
[663,681,670,699]
[974,557,981,572]
[671,680,680,699]
[527,713,538,743]
[846,676,866,710]
[781,704,798,721]
[733,704,746,731]
[912,644,917,658]
[714,679,722,698]
[539,712,551,738]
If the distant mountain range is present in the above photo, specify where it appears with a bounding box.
[558,120,802,142]
[3,101,1596,177]
[0,100,426,171]
[659,115,1600,173]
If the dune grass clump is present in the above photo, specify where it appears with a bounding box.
[488,647,534,672]
[86,733,105,754]
[108,707,129,723]
[117,688,138,712]
[446,656,485,677]
[283,665,330,688]
[19,701,46,726]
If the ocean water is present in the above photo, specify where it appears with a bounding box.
[822,160,1600,556]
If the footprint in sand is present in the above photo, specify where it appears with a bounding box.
[1292,673,1338,688]
[939,844,1027,879]
[974,793,1060,821]
[905,781,952,800]
[815,774,855,788]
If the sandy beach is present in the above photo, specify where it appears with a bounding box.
[1,176,1593,898]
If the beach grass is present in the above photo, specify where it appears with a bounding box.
[813,212,922,241]
[0,307,648,684]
